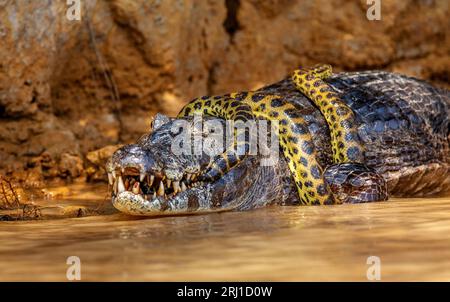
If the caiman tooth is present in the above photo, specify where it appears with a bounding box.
[157,181,165,196]
[149,175,155,186]
[113,178,118,194]
[166,179,172,188]
[121,167,125,174]
[173,181,180,193]
[140,172,145,182]
[181,181,187,192]
[108,173,113,185]
[112,170,116,179]
[132,182,140,195]
[152,192,156,199]
[118,176,125,193]
[191,173,197,181]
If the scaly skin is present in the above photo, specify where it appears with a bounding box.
[177,97,255,181]
[107,68,449,216]
[178,65,368,205]
[292,65,364,163]
[179,90,335,205]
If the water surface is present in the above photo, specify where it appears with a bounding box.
[1,184,449,281]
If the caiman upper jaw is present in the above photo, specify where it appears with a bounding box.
[108,163,203,202]
[106,143,200,202]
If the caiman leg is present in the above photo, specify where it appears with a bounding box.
[178,97,254,181]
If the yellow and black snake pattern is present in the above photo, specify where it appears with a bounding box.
[178,97,255,181]
[178,64,364,205]
[292,65,364,163]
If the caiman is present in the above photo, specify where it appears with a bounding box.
[106,65,450,216]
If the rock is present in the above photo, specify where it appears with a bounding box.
[86,145,122,182]
[58,153,84,179]
[62,206,89,218]
[0,0,448,183]
[86,145,121,166]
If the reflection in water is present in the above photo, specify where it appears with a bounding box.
[0,184,449,281]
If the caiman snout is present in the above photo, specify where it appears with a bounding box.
[107,143,203,205]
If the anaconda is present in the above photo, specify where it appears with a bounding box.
[107,67,450,216]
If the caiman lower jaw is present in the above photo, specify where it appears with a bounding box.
[112,189,196,216]
[109,167,207,214]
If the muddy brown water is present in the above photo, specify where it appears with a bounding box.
[0,183,449,281]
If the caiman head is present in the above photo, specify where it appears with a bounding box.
[106,114,297,216]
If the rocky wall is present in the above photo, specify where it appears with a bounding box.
[0,0,448,185]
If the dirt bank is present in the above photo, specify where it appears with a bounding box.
[0,0,449,185]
